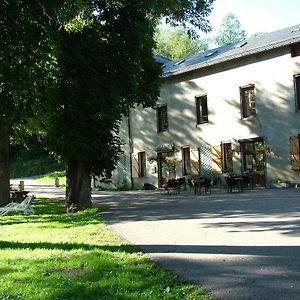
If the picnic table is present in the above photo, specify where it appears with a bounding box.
[10,190,29,202]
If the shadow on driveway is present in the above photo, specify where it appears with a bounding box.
[93,188,300,299]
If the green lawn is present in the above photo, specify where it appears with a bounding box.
[0,198,212,300]
[35,171,66,186]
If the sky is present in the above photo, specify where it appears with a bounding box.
[207,0,300,37]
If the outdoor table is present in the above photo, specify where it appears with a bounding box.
[193,178,204,194]
[10,190,29,202]
[226,177,244,192]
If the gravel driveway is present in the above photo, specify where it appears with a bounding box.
[93,188,300,300]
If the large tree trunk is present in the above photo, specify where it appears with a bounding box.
[0,122,10,206]
[65,160,92,212]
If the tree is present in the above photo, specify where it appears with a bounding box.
[42,0,215,211]
[214,13,247,46]
[0,0,214,210]
[154,23,210,60]
[0,1,62,206]
[249,32,267,38]
[149,0,214,34]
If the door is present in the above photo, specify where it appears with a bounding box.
[240,139,266,187]
[157,151,176,187]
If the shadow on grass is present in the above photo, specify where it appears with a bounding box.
[0,240,137,253]
[0,198,211,299]
[0,247,208,300]
[0,198,108,227]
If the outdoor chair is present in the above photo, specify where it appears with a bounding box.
[177,177,187,191]
[226,176,244,193]
[211,176,223,192]
[202,177,212,194]
[0,195,35,217]
[165,179,180,194]
[193,177,212,195]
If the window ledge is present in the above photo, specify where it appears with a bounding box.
[241,115,256,121]
[195,122,209,128]
[157,130,169,134]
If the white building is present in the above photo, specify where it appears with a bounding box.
[113,24,300,189]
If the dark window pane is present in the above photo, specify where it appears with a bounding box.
[196,95,208,124]
[182,147,191,175]
[221,143,233,173]
[295,75,300,110]
[240,85,255,118]
[138,152,146,177]
[157,105,168,132]
[291,43,300,57]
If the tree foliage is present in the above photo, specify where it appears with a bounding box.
[0,1,60,126]
[154,23,209,60]
[44,2,162,171]
[0,0,215,209]
[0,1,62,206]
[148,0,214,34]
[39,0,215,210]
[214,13,247,46]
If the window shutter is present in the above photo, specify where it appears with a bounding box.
[212,146,222,174]
[190,147,200,175]
[290,135,300,171]
[132,154,139,178]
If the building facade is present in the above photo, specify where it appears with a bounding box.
[113,24,300,189]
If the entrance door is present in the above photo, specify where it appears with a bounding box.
[240,139,266,187]
[157,151,176,187]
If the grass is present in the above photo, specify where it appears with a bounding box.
[35,171,66,186]
[0,198,212,300]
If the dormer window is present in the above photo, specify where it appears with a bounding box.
[204,50,217,57]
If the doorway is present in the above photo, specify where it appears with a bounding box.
[157,151,176,187]
[240,138,266,187]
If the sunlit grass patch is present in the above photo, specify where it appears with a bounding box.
[35,171,66,186]
[0,198,212,300]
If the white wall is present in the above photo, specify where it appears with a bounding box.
[121,46,300,188]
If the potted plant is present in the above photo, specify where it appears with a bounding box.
[272,179,290,188]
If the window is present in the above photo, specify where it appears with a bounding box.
[157,105,168,132]
[290,135,300,171]
[132,151,146,178]
[294,75,300,110]
[195,95,208,124]
[221,143,233,173]
[291,43,300,57]
[138,151,146,177]
[240,85,255,118]
[182,147,191,175]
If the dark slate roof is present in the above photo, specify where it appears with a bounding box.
[154,55,171,65]
[162,24,300,78]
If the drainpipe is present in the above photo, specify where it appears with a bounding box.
[127,110,134,189]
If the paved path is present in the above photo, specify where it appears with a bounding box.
[93,188,300,300]
[10,178,65,198]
